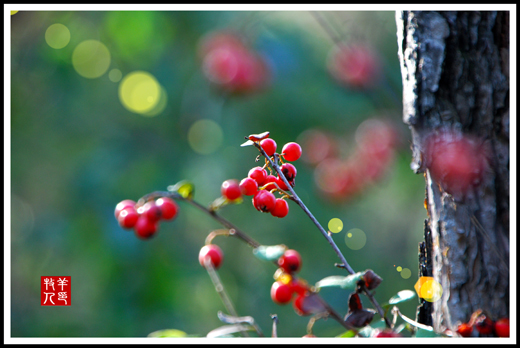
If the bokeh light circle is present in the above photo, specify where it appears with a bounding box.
[45,23,70,49]
[118,71,160,114]
[72,40,111,78]
[414,276,443,302]
[188,119,223,155]
[142,85,168,117]
[328,218,343,233]
[400,268,412,279]
[344,228,366,250]
[11,11,19,15]
[108,68,122,82]
[396,266,402,272]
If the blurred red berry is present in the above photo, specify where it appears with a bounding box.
[424,130,488,197]
[239,177,258,196]
[281,142,302,162]
[117,206,139,229]
[373,329,401,337]
[155,197,178,220]
[248,166,268,185]
[328,42,381,89]
[475,315,494,335]
[494,318,509,337]
[221,179,242,200]
[271,198,289,218]
[278,249,302,273]
[115,199,136,219]
[270,281,294,304]
[199,244,224,269]
[298,129,336,165]
[134,215,158,239]
[138,201,162,222]
[456,323,474,337]
[252,190,276,213]
[260,138,277,157]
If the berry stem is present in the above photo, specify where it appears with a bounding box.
[253,141,392,328]
[203,257,249,337]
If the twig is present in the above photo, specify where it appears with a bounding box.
[271,314,278,338]
[254,142,391,328]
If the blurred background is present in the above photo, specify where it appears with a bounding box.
[10,10,427,337]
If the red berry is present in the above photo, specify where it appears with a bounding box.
[260,138,277,157]
[302,334,316,338]
[221,179,242,200]
[239,177,258,196]
[494,318,509,337]
[275,176,289,191]
[270,281,294,304]
[293,292,312,316]
[263,175,278,190]
[373,329,401,337]
[456,323,473,337]
[475,315,494,335]
[199,244,224,269]
[248,166,268,185]
[155,197,178,220]
[134,215,158,239]
[291,279,310,295]
[115,199,136,219]
[117,206,139,229]
[138,201,162,222]
[271,198,289,218]
[278,249,302,273]
[281,163,297,181]
[252,190,276,212]
[281,142,302,162]
[327,43,381,89]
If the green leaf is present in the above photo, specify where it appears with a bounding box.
[415,327,441,337]
[148,329,188,338]
[388,290,416,305]
[168,180,195,199]
[315,272,364,290]
[252,245,286,261]
[336,330,356,338]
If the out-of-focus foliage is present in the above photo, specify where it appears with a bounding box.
[10,10,426,337]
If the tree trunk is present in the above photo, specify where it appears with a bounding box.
[395,11,509,332]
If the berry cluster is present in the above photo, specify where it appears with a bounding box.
[327,42,381,89]
[114,197,179,239]
[456,311,509,337]
[300,119,397,202]
[198,31,270,94]
[220,135,302,218]
[269,249,316,316]
[423,129,489,198]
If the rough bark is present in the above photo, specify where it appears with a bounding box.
[396,11,509,332]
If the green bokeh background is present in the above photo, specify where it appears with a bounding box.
[10,10,427,337]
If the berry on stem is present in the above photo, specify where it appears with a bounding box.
[263,175,278,191]
[260,138,277,157]
[248,166,267,185]
[117,206,139,229]
[134,215,158,239]
[270,281,294,304]
[115,199,136,219]
[281,142,302,162]
[155,197,179,220]
[239,177,258,196]
[139,201,162,222]
[271,198,289,218]
[275,176,289,191]
[221,179,242,200]
[475,315,494,335]
[199,244,224,269]
[278,249,302,273]
[281,163,297,181]
[252,190,276,212]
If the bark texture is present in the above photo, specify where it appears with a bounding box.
[396,11,509,332]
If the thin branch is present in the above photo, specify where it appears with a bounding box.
[271,314,278,338]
